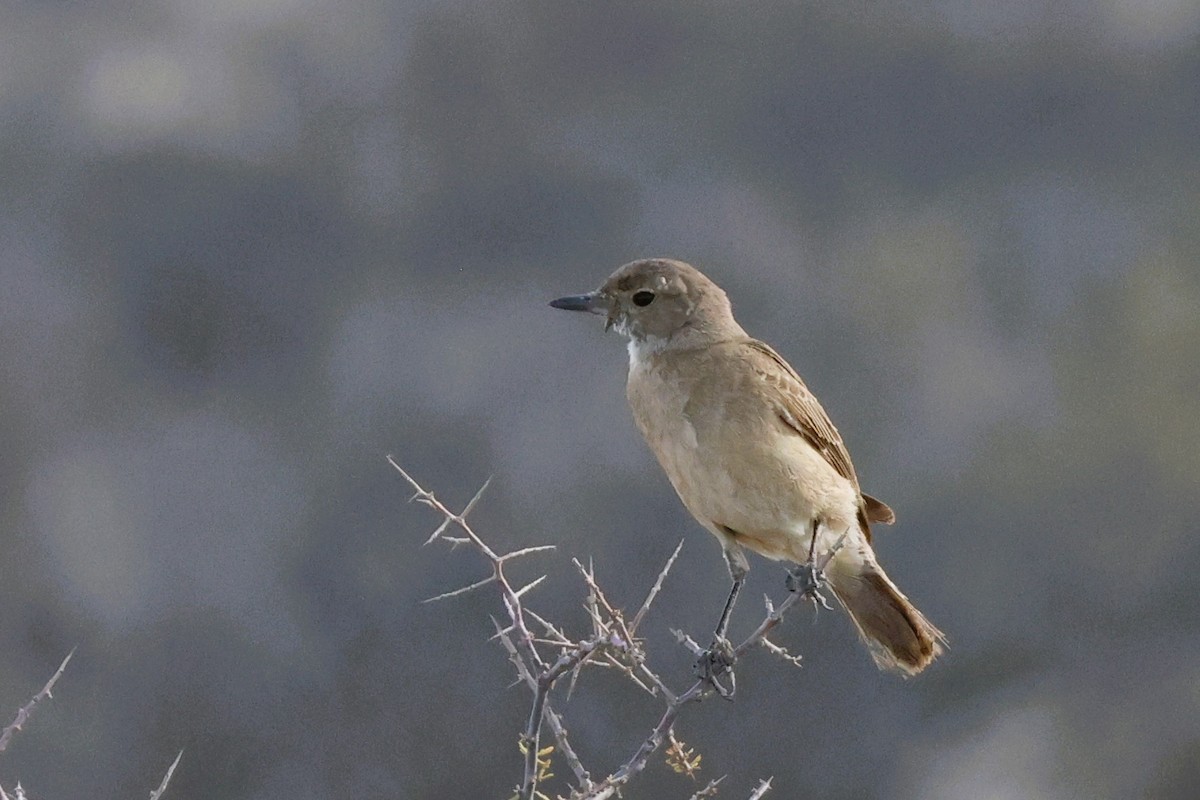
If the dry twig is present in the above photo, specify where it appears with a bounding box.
[2,652,182,800]
[148,750,184,800]
[0,649,74,754]
[391,458,830,800]
[747,776,774,799]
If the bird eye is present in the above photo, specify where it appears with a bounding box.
[632,291,655,307]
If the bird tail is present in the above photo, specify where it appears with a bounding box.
[827,551,945,676]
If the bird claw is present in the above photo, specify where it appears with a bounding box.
[786,563,833,610]
[694,636,737,699]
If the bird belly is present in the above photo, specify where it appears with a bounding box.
[656,412,858,565]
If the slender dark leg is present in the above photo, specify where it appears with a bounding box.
[787,518,834,610]
[696,585,740,698]
[693,542,748,698]
[713,576,744,642]
[714,542,749,640]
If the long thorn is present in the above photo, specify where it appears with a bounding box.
[461,476,492,518]
[423,517,453,545]
[512,575,547,600]
[421,574,496,603]
[631,539,683,634]
[500,545,557,562]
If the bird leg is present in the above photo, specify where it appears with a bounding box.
[694,544,748,698]
[713,574,743,642]
[786,518,834,610]
[695,576,741,698]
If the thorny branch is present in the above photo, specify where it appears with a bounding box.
[390,458,836,800]
[148,750,184,800]
[0,649,73,754]
[746,778,774,800]
[387,456,570,799]
[1,652,183,799]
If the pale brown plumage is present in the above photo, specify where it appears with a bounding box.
[738,338,896,534]
[551,258,944,675]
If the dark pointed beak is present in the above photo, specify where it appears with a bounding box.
[549,292,606,315]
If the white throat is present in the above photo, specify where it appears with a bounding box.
[626,333,672,367]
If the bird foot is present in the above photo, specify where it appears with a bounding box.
[786,562,834,610]
[693,636,737,699]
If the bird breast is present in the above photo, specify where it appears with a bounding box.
[626,349,857,559]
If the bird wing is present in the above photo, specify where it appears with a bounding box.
[741,338,861,488]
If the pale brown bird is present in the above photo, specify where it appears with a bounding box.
[550,258,944,676]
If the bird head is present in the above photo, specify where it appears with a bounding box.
[550,258,739,349]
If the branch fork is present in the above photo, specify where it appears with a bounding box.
[390,457,827,800]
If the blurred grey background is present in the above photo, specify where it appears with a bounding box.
[2,1,1198,798]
